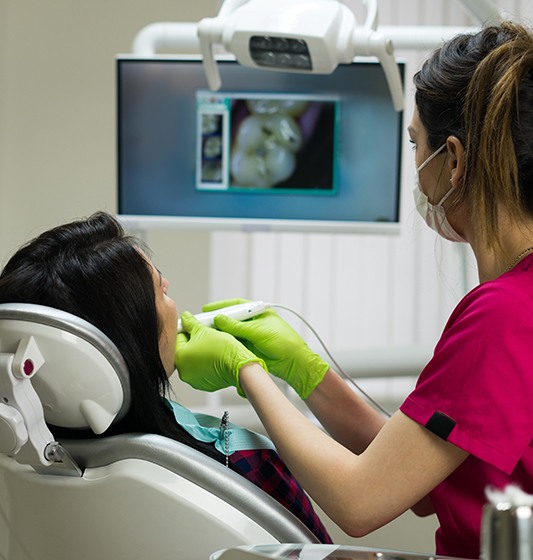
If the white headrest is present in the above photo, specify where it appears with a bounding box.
[0,303,130,434]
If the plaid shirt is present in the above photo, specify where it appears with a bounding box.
[230,448,332,544]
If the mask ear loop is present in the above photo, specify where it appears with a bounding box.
[417,143,447,173]
[434,182,456,207]
[417,143,448,206]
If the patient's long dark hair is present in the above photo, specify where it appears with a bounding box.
[0,211,226,465]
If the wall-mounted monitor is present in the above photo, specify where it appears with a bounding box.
[117,56,404,234]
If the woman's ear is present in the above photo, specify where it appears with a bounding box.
[446,136,465,188]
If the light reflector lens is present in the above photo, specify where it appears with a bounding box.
[249,36,312,70]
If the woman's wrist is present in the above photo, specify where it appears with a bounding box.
[298,355,330,399]
[305,366,334,397]
[239,361,269,395]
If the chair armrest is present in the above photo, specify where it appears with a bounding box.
[61,433,319,544]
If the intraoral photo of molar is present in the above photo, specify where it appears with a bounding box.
[200,113,224,183]
[229,97,336,190]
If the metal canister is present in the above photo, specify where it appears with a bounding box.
[481,500,533,559]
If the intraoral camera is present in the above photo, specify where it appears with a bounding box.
[197,0,404,111]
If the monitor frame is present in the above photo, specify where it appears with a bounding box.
[117,54,405,235]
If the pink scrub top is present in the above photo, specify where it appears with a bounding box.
[400,253,533,559]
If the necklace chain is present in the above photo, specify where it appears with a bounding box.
[506,246,533,273]
[220,410,230,468]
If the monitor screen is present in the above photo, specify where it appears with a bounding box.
[117,56,404,233]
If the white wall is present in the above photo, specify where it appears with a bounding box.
[0,0,7,252]
[2,0,533,555]
[0,0,217,313]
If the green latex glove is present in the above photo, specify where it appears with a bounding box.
[203,299,329,399]
[175,311,266,397]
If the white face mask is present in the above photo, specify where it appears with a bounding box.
[413,143,466,243]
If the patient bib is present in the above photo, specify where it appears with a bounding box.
[164,399,275,456]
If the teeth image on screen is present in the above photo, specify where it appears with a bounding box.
[231,104,305,188]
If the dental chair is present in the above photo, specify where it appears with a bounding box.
[0,303,318,560]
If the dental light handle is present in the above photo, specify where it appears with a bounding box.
[177,301,270,333]
[197,17,225,91]
[351,27,404,111]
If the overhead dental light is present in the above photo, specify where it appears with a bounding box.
[132,0,404,112]
[131,0,504,114]
[197,0,404,111]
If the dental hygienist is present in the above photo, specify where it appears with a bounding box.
[175,21,533,559]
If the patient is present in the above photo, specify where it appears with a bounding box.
[0,211,331,544]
